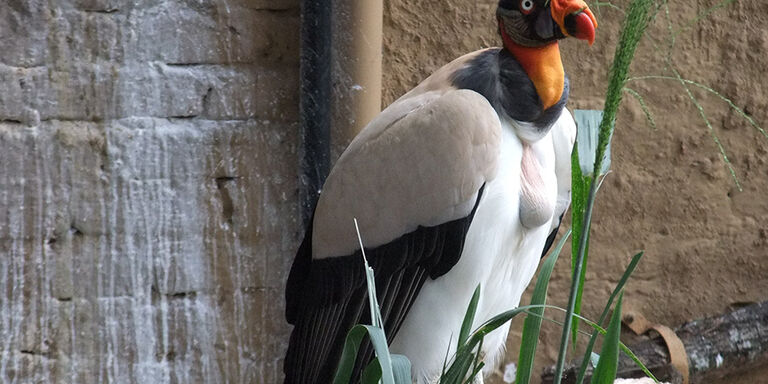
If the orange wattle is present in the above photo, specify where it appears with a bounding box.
[500,28,565,111]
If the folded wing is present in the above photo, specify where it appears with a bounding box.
[284,89,502,383]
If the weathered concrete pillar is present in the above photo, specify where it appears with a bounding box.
[0,1,299,382]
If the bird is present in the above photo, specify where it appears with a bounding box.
[284,0,597,382]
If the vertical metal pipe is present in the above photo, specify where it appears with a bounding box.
[299,0,332,226]
[299,0,383,225]
[331,0,384,158]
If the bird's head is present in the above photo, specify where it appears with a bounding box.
[497,0,598,48]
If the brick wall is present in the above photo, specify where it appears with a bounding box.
[0,1,299,382]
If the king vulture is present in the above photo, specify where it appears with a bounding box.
[284,0,597,382]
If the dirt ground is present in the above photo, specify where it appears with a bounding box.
[382,1,768,382]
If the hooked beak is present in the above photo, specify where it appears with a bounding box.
[550,0,598,45]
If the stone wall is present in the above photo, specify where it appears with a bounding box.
[0,1,299,383]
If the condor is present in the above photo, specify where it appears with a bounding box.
[284,0,597,382]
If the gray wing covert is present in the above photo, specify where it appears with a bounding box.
[284,89,502,383]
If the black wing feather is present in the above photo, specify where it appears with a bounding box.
[284,186,485,384]
[540,213,565,259]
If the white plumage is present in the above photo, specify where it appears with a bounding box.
[390,111,575,382]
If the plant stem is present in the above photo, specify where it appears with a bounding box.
[552,177,599,383]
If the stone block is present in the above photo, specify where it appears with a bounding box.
[133,1,298,65]
[0,351,47,384]
[202,65,299,121]
[94,296,140,383]
[134,2,235,65]
[73,0,123,12]
[146,294,224,383]
[0,66,53,123]
[228,0,298,11]
[51,241,75,301]
[0,0,49,67]
[46,63,208,120]
[47,7,124,67]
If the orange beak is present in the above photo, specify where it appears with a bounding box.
[550,0,598,45]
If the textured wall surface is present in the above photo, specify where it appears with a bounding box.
[382,0,768,383]
[0,1,299,383]
[4,0,767,383]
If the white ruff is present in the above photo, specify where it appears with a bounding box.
[389,118,561,383]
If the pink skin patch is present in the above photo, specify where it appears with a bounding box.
[519,144,554,229]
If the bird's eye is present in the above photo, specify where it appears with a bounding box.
[520,0,535,14]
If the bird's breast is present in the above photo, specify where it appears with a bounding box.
[389,123,559,382]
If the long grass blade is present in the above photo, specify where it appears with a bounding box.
[554,0,655,381]
[670,67,742,190]
[337,219,402,384]
[464,338,485,384]
[516,230,571,384]
[570,141,592,348]
[516,306,658,383]
[570,311,658,383]
[627,75,767,139]
[590,293,624,384]
[355,218,385,328]
[576,252,645,384]
[440,350,475,384]
[459,286,482,349]
[623,87,657,130]
[673,0,736,37]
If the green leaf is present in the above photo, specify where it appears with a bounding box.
[333,325,367,384]
[590,293,624,384]
[440,350,475,384]
[468,304,546,346]
[367,326,396,384]
[362,358,383,384]
[464,338,485,384]
[332,325,396,384]
[516,230,571,384]
[466,361,485,384]
[363,355,412,384]
[576,252,645,384]
[391,354,412,384]
[570,143,592,348]
[459,285,481,349]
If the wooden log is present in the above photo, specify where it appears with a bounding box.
[541,301,768,384]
